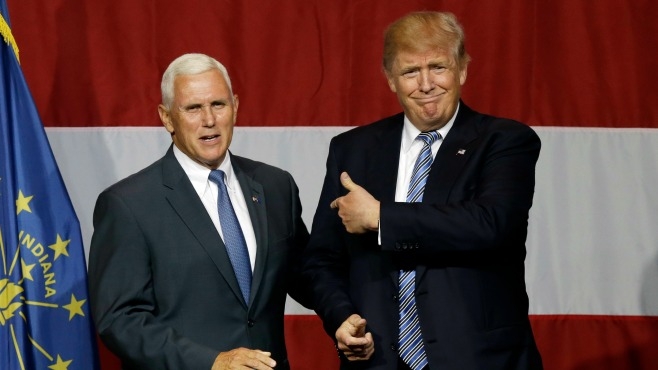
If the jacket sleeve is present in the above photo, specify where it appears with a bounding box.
[283,172,314,309]
[88,190,218,370]
[302,138,357,337]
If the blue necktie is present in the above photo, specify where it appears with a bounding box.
[209,170,252,305]
[399,131,441,370]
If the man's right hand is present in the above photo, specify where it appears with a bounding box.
[335,314,375,361]
[212,348,276,369]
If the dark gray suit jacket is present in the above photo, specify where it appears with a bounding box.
[304,103,543,369]
[89,146,310,370]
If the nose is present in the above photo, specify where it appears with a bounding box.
[201,105,216,127]
[418,70,434,93]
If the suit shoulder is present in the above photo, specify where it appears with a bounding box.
[473,115,541,153]
[462,105,538,139]
[461,103,532,131]
[488,116,539,145]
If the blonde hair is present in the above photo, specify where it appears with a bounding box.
[383,12,471,72]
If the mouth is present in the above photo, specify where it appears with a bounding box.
[200,134,220,142]
[415,92,444,103]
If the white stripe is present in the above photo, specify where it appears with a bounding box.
[528,128,658,316]
[45,126,658,316]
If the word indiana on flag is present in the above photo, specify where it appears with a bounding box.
[0,2,99,369]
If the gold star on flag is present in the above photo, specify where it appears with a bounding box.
[15,190,33,215]
[21,259,36,281]
[48,234,71,261]
[48,355,72,370]
[63,294,86,321]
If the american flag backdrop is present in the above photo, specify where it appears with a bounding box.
[7,0,658,369]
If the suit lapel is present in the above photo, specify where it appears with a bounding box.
[161,147,247,308]
[423,103,480,204]
[367,114,404,202]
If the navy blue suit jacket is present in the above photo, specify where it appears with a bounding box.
[304,103,543,369]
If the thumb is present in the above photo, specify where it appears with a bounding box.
[340,172,359,192]
[354,320,366,337]
[347,314,366,335]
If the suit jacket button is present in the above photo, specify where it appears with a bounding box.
[247,319,255,327]
[390,343,398,351]
[392,294,398,301]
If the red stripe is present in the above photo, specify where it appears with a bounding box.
[97,315,658,369]
[284,315,341,369]
[531,314,658,370]
[8,0,658,128]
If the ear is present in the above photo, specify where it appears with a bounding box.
[158,104,175,134]
[232,94,239,123]
[384,71,397,93]
[459,63,468,86]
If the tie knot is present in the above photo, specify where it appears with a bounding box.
[208,169,226,185]
[417,131,441,145]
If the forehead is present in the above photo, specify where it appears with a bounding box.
[393,48,455,69]
[173,70,230,101]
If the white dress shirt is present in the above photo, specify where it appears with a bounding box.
[394,105,458,202]
[173,146,257,271]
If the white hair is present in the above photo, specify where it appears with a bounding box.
[160,53,233,109]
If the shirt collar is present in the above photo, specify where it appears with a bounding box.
[401,102,459,154]
[173,145,236,195]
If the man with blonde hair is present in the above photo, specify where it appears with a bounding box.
[304,12,543,369]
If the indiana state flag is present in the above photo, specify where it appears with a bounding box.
[0,2,100,369]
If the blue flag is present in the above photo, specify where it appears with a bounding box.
[0,3,100,369]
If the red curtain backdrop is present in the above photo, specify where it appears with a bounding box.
[8,0,657,128]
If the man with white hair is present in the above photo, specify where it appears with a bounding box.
[89,53,311,370]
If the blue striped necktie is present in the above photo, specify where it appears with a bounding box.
[209,169,252,305]
[399,131,441,370]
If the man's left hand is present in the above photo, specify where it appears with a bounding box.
[330,172,380,234]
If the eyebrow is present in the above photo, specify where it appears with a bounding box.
[182,99,229,108]
[400,66,419,74]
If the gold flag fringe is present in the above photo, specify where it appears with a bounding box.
[0,11,20,62]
